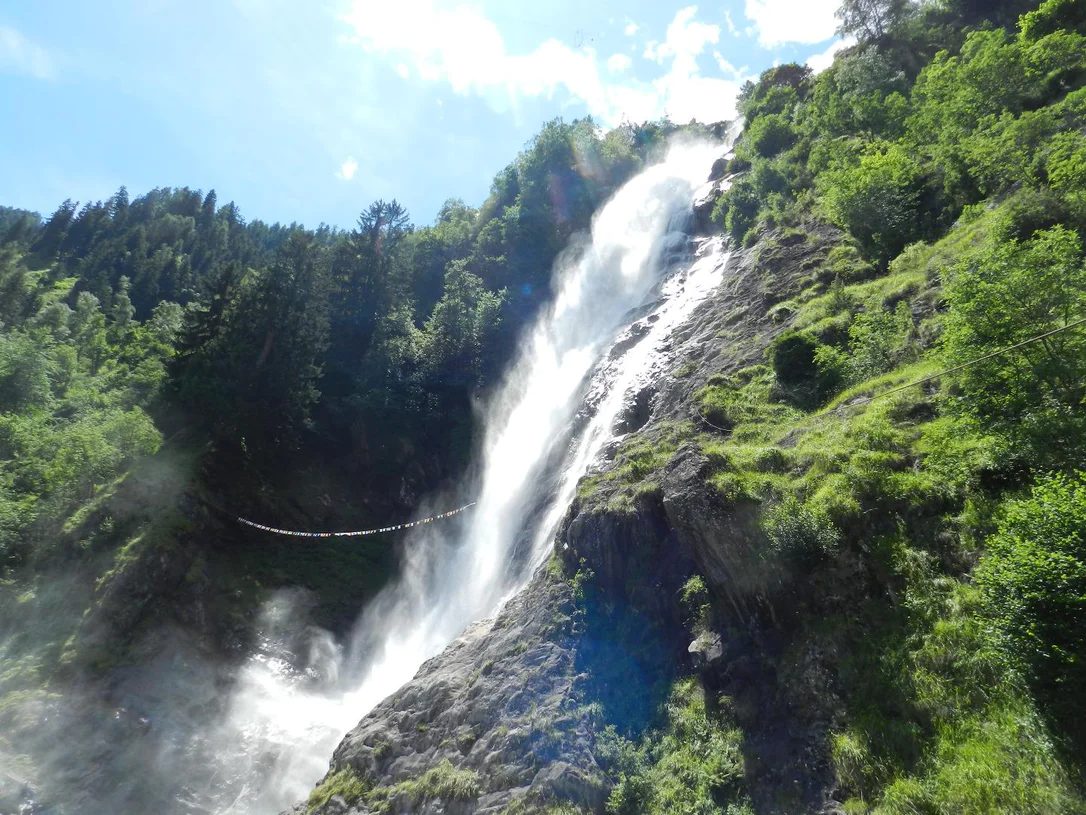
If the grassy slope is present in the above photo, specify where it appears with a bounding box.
[576,201,1085,813]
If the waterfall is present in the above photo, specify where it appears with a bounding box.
[200,137,730,814]
[203,137,730,814]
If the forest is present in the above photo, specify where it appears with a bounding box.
[0,119,683,590]
[2,0,1086,812]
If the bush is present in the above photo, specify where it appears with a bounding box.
[772,332,822,387]
[771,332,843,407]
[602,679,753,814]
[993,187,1072,243]
[746,114,798,159]
[844,299,914,383]
[820,142,932,264]
[1020,0,1086,41]
[679,575,711,631]
[762,496,842,566]
[1046,130,1086,198]
[751,161,792,198]
[720,179,762,242]
[0,331,54,413]
[978,471,1086,747]
[942,225,1086,460]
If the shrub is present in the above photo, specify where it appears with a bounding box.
[603,678,752,814]
[747,114,798,158]
[1046,130,1086,202]
[721,179,762,242]
[844,299,914,383]
[772,332,822,387]
[751,161,793,199]
[1020,0,1086,41]
[679,575,711,631]
[978,471,1086,747]
[942,225,1086,460]
[771,332,843,407]
[762,496,842,566]
[820,141,932,264]
[993,187,1072,243]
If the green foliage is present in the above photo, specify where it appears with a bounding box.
[408,759,481,802]
[649,6,1086,812]
[770,332,843,407]
[177,232,331,447]
[843,299,914,383]
[978,472,1086,745]
[737,63,813,121]
[307,767,371,812]
[745,115,797,159]
[835,0,914,41]
[1020,0,1086,41]
[762,496,841,566]
[819,142,931,264]
[679,575,711,631]
[941,225,1086,460]
[0,206,41,245]
[713,178,762,242]
[581,423,693,511]
[364,759,480,812]
[420,259,505,388]
[600,678,754,815]
[0,254,171,570]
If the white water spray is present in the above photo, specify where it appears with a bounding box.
[201,139,731,814]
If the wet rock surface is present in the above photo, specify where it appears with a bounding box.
[292,576,608,814]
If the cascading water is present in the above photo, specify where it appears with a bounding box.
[0,138,731,815]
[200,137,732,814]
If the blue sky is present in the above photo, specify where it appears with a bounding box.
[0,0,847,230]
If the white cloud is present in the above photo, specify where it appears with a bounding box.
[0,26,55,80]
[714,52,747,80]
[342,2,742,125]
[744,0,839,47]
[336,156,358,180]
[607,53,632,74]
[624,21,639,36]
[650,7,719,69]
[806,38,852,73]
[396,62,410,78]
[724,11,740,36]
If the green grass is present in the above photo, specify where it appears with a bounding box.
[793,266,929,333]
[663,215,1082,811]
[577,421,694,511]
[307,767,372,812]
[597,676,755,815]
[310,759,481,814]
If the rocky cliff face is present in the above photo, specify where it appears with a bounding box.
[295,222,855,815]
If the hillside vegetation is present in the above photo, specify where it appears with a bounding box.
[580,0,1086,811]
